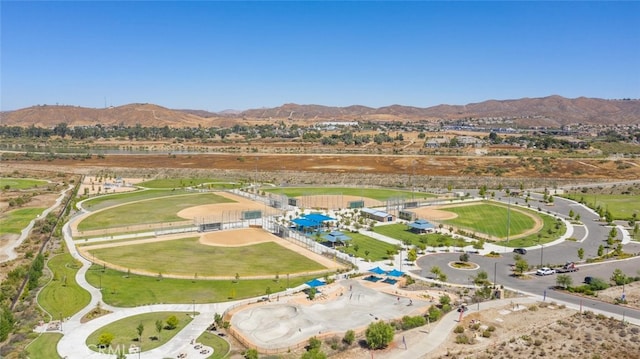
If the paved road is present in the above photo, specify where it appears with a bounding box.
[414,192,640,326]
[49,186,640,358]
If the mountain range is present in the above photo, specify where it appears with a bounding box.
[1,95,639,128]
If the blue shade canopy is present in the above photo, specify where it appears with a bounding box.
[305,278,326,288]
[305,213,335,222]
[386,269,404,277]
[408,219,434,230]
[368,266,386,275]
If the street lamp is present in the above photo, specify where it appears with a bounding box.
[192,299,195,317]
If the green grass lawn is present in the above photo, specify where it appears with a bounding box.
[373,224,470,248]
[440,202,536,239]
[139,178,240,189]
[86,265,320,307]
[263,187,433,201]
[38,253,91,318]
[86,311,192,353]
[26,333,63,359]
[0,177,48,190]
[197,331,230,359]
[88,238,326,277]
[500,209,566,248]
[0,207,45,235]
[334,232,400,261]
[81,188,191,211]
[77,193,234,231]
[562,193,640,220]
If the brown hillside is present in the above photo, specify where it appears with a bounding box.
[2,96,639,127]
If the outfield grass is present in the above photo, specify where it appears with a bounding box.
[562,193,640,220]
[440,203,536,239]
[197,331,230,359]
[38,253,91,318]
[335,232,400,261]
[500,209,566,248]
[139,178,240,189]
[87,238,326,277]
[263,187,434,201]
[0,207,45,234]
[81,188,191,211]
[373,224,470,248]
[86,311,192,353]
[86,265,321,307]
[26,333,63,359]
[0,177,48,190]
[77,193,234,231]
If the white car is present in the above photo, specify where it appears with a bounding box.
[536,267,556,276]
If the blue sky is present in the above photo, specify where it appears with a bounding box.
[2,1,639,111]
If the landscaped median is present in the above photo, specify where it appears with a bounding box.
[38,253,91,319]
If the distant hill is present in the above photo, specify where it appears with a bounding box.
[2,96,639,128]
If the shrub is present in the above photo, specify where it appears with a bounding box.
[528,305,539,311]
[243,349,258,359]
[588,278,610,291]
[455,334,470,344]
[482,330,492,338]
[401,315,426,330]
[342,330,355,345]
[308,336,322,350]
[365,321,395,350]
[427,306,442,322]
[454,325,465,334]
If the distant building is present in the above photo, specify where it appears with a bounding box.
[360,208,394,222]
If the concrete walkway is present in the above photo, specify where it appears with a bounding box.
[1,184,73,263]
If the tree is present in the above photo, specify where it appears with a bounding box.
[430,266,441,279]
[514,259,528,276]
[136,323,144,344]
[459,252,469,263]
[407,248,417,262]
[611,269,627,286]
[604,210,613,224]
[155,319,163,340]
[308,336,322,350]
[343,330,355,345]
[439,294,451,306]
[556,274,573,289]
[301,349,327,359]
[243,348,258,359]
[474,270,489,285]
[98,332,115,347]
[166,315,179,330]
[577,248,584,260]
[438,272,448,282]
[308,287,317,300]
[598,244,604,257]
[568,209,575,218]
[575,213,581,221]
[365,321,395,349]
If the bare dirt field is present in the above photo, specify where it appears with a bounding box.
[294,195,384,210]
[10,154,640,182]
[176,191,282,220]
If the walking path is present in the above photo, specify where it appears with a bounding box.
[46,192,636,358]
[1,184,73,263]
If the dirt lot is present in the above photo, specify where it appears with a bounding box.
[6,154,640,184]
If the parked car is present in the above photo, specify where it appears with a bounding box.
[513,248,527,255]
[536,267,556,276]
[556,262,579,273]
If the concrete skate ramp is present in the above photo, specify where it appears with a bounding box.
[231,280,429,350]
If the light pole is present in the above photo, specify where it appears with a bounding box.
[540,243,544,267]
[192,299,195,317]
